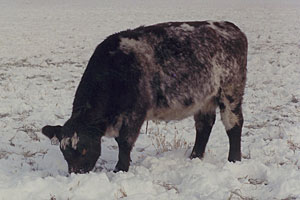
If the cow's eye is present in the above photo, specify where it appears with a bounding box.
[77,146,88,156]
[82,148,87,156]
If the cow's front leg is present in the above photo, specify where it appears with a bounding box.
[190,110,216,159]
[114,113,145,172]
[114,136,133,172]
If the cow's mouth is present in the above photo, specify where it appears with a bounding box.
[69,165,93,174]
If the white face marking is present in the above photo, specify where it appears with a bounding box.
[50,136,59,145]
[60,132,80,150]
[60,137,70,150]
[71,132,80,150]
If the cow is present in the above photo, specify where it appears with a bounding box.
[42,21,248,174]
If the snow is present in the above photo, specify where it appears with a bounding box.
[1,0,300,199]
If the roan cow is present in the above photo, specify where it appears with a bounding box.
[42,21,248,173]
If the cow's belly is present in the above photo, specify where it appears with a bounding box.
[146,95,216,121]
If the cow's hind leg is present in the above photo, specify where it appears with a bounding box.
[219,93,244,162]
[114,112,146,172]
[190,109,216,159]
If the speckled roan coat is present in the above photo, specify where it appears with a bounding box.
[42,21,248,173]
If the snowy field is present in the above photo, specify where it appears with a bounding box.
[0,0,300,199]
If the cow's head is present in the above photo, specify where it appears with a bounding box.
[42,125,101,174]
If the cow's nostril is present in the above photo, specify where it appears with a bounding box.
[69,167,78,174]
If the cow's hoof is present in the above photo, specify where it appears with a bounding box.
[113,168,128,173]
[113,164,129,173]
[113,168,120,173]
[190,151,204,160]
[228,153,241,162]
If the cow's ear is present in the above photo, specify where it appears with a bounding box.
[42,125,63,141]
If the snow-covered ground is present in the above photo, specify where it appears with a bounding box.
[0,0,300,199]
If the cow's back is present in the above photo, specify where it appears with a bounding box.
[73,21,247,122]
[116,21,247,120]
